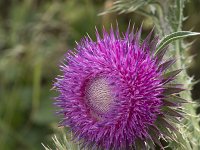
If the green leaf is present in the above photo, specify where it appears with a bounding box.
[99,0,150,15]
[42,130,80,150]
[156,31,200,54]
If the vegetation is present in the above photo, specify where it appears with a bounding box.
[0,0,200,149]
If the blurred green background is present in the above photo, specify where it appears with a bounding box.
[0,0,199,150]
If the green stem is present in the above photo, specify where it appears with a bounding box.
[157,0,200,149]
[31,61,42,117]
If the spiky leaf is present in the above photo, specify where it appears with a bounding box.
[156,31,200,54]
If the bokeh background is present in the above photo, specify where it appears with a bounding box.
[0,0,199,150]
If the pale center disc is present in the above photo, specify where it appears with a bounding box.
[85,77,114,116]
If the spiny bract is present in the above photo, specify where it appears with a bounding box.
[54,25,185,150]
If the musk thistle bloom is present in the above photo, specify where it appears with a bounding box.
[54,25,185,150]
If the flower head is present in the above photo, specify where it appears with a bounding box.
[54,25,184,149]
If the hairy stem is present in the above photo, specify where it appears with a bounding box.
[158,0,200,149]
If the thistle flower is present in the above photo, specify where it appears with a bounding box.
[54,25,185,150]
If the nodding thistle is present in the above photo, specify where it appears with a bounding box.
[54,25,185,150]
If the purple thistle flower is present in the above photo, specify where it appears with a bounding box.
[54,25,185,150]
